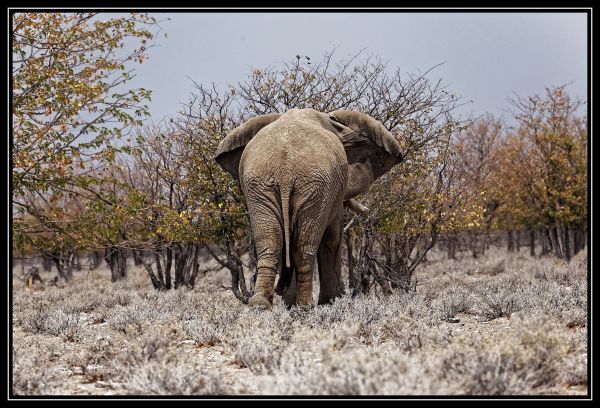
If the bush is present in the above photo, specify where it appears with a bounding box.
[12,346,54,395]
[468,276,525,321]
[123,358,225,395]
[43,309,82,341]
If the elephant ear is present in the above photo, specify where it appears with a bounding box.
[329,110,403,199]
[214,113,281,179]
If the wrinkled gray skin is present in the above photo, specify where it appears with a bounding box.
[215,108,402,308]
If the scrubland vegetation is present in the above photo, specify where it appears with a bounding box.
[12,246,587,396]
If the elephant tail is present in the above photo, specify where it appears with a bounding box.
[281,180,292,269]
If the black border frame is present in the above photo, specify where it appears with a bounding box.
[6,6,593,401]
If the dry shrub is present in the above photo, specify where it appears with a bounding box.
[43,309,83,341]
[122,358,225,395]
[433,283,475,322]
[12,346,55,395]
[560,352,588,387]
[440,325,572,395]
[233,337,285,374]
[180,300,240,347]
[18,297,50,334]
[267,344,433,395]
[358,319,424,352]
[109,304,145,335]
[18,297,83,341]
[11,248,587,396]
[467,275,526,321]
[227,306,293,374]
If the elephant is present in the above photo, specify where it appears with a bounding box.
[214,108,402,308]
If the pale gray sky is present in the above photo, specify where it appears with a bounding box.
[126,12,588,123]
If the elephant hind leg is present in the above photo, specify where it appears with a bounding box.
[250,254,280,308]
[290,203,338,308]
[247,210,283,309]
[293,243,318,307]
[317,206,345,305]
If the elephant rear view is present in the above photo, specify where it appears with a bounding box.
[215,108,402,308]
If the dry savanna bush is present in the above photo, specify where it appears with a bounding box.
[12,246,588,396]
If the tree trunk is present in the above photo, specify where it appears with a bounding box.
[132,249,143,266]
[353,231,371,295]
[225,240,249,302]
[360,233,373,295]
[447,237,456,260]
[107,249,116,281]
[73,252,82,272]
[189,245,201,288]
[562,224,571,263]
[346,230,358,296]
[155,250,165,285]
[515,230,521,253]
[384,235,393,272]
[545,228,553,251]
[145,243,201,290]
[389,235,399,289]
[174,243,198,289]
[52,252,73,282]
[174,244,184,289]
[142,250,165,290]
[538,228,550,256]
[370,235,393,295]
[164,247,173,289]
[572,223,585,256]
[481,234,487,256]
[507,230,515,252]
[42,255,53,272]
[105,246,127,282]
[119,249,127,279]
[20,250,25,275]
[550,226,563,258]
[89,251,103,270]
[63,253,73,281]
[471,233,481,259]
[529,229,536,257]
[248,236,258,292]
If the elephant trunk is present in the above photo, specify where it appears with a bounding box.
[281,179,292,269]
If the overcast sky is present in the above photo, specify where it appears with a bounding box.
[125,12,588,124]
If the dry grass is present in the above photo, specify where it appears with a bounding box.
[11,246,588,396]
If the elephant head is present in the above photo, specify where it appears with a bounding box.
[327,110,403,199]
[214,108,402,308]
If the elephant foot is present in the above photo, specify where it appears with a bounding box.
[317,296,336,305]
[295,294,314,309]
[248,293,273,309]
[318,291,343,305]
[294,303,314,312]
